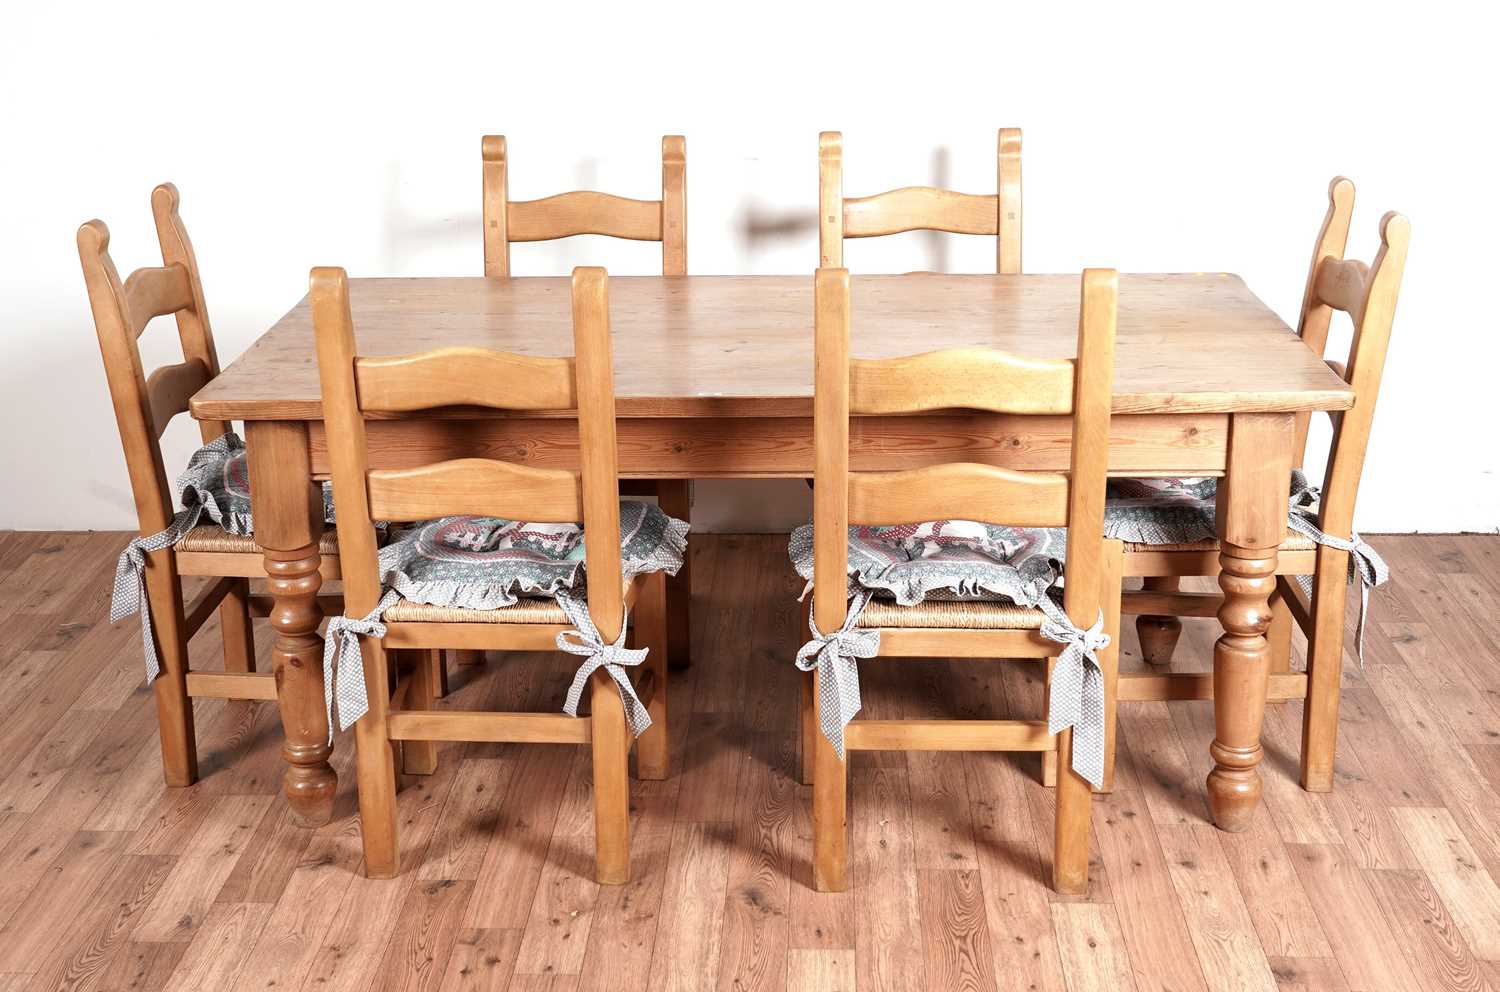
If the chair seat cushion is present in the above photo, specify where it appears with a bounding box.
[377,500,689,612]
[1104,476,1219,546]
[381,575,638,625]
[788,519,1064,610]
[178,432,336,537]
[175,524,341,556]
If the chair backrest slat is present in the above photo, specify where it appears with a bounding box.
[813,267,1116,633]
[314,266,626,638]
[145,359,213,441]
[849,348,1075,415]
[819,129,1023,272]
[366,458,583,523]
[508,191,664,243]
[848,464,1069,528]
[844,187,999,238]
[482,136,687,279]
[355,347,577,413]
[78,185,230,536]
[1288,178,1411,538]
[123,264,194,338]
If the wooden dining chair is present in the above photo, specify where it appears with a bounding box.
[1114,179,1410,793]
[818,129,1022,271]
[481,134,692,668]
[314,265,669,882]
[801,266,1122,894]
[78,185,344,788]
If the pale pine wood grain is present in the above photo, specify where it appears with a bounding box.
[916,869,997,992]
[192,274,1352,423]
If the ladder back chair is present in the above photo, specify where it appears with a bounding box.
[818,129,1022,271]
[78,185,343,788]
[314,265,668,882]
[802,267,1122,894]
[1116,179,1410,793]
[481,134,692,669]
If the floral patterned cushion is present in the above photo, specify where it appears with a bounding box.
[788,519,1064,609]
[178,432,336,536]
[379,500,690,611]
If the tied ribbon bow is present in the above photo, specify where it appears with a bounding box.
[1286,470,1390,665]
[110,505,204,683]
[555,592,653,737]
[321,590,397,742]
[794,589,881,760]
[1040,597,1112,789]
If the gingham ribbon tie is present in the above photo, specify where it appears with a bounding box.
[322,590,397,742]
[1040,599,1111,789]
[110,505,204,683]
[794,589,881,761]
[1286,471,1390,664]
[555,593,653,738]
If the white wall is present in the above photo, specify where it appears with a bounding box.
[2,2,1494,534]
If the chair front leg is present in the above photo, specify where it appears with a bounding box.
[811,679,848,891]
[591,669,631,885]
[634,571,670,781]
[355,643,400,878]
[402,650,439,776]
[1053,726,1093,894]
[144,553,197,786]
[1301,552,1348,792]
[220,576,257,673]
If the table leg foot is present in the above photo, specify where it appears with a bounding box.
[265,547,337,828]
[1206,547,1277,832]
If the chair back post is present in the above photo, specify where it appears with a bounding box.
[482,136,510,277]
[310,267,384,617]
[1292,178,1356,463]
[662,136,687,275]
[150,183,229,442]
[996,128,1023,274]
[812,267,851,633]
[819,133,845,268]
[1316,211,1409,537]
[78,219,176,534]
[571,267,626,642]
[1061,269,1118,625]
[482,135,687,279]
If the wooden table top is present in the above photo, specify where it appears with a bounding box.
[191,274,1354,421]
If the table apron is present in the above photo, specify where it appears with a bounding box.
[307,412,1227,479]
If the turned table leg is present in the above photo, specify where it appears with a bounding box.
[1207,413,1295,832]
[246,420,337,827]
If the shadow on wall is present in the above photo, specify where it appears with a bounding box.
[736,145,955,273]
[361,144,958,534]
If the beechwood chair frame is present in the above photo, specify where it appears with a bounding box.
[1116,179,1410,793]
[314,265,668,883]
[818,128,1022,271]
[78,185,343,788]
[482,134,692,668]
[801,266,1122,894]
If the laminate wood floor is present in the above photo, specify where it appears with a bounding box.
[1,531,1498,991]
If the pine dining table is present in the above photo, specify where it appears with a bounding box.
[189,272,1354,832]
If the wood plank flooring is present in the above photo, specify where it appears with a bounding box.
[0,531,1498,991]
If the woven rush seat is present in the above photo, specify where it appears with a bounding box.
[857,597,1046,630]
[175,524,340,556]
[1122,526,1316,554]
